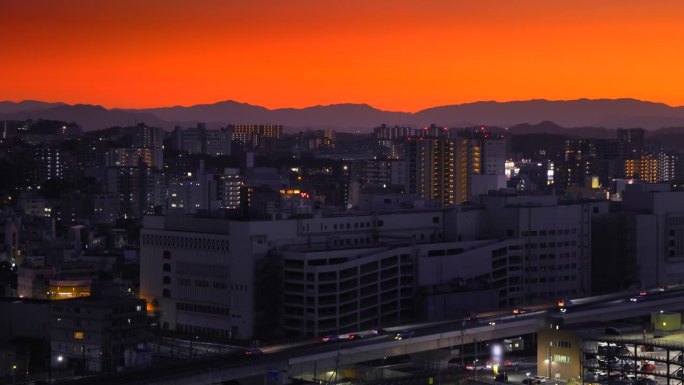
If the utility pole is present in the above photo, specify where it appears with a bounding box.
[461,319,466,366]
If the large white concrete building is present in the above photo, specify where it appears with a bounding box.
[621,183,684,286]
[140,193,608,339]
[140,210,447,340]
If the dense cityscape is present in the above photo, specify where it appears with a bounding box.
[1,113,684,384]
[4,2,684,385]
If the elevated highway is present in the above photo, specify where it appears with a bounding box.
[61,288,684,385]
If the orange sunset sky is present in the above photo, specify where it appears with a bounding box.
[2,0,684,112]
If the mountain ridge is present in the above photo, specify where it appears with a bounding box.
[2,98,684,132]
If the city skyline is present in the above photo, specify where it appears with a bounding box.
[3,1,684,111]
[4,2,684,384]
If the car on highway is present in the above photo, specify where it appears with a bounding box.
[245,348,263,356]
[370,328,386,335]
[557,299,572,307]
[557,299,574,313]
[465,361,485,371]
[347,333,361,340]
[465,312,479,321]
[629,296,644,302]
[394,330,415,340]
[503,359,517,367]
[513,308,530,315]
[322,335,339,342]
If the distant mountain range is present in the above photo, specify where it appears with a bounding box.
[2,98,684,133]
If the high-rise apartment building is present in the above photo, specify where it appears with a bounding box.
[617,128,646,157]
[231,124,282,150]
[172,124,232,156]
[133,124,164,170]
[404,136,472,206]
[106,148,156,168]
[624,154,658,183]
[31,145,67,186]
[418,138,461,206]
[657,151,678,182]
[557,139,597,192]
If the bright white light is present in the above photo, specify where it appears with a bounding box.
[57,355,63,362]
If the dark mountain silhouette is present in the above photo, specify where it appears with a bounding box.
[507,121,566,135]
[508,121,615,139]
[142,101,411,129]
[3,98,684,131]
[0,103,166,130]
[415,99,684,129]
[646,127,684,149]
[0,100,65,114]
[143,100,270,123]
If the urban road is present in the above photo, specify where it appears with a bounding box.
[58,287,684,385]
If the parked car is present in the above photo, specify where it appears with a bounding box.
[613,377,633,385]
[522,378,539,385]
[532,376,547,383]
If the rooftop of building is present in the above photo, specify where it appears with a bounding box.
[0,297,52,305]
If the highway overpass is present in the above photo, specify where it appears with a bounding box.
[60,288,684,385]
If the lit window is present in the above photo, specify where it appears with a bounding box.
[74,331,84,340]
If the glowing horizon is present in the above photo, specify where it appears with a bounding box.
[3,1,684,112]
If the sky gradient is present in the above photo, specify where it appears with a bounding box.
[2,1,684,111]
